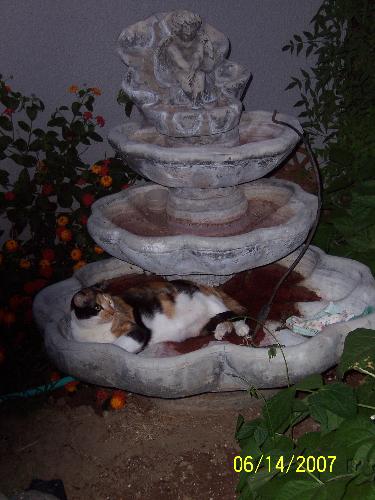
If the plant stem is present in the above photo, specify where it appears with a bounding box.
[356,368,375,379]
[357,403,375,410]
[307,470,324,485]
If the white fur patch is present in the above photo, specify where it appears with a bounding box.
[114,335,143,353]
[71,311,115,343]
[214,322,232,340]
[233,320,250,337]
[143,292,228,345]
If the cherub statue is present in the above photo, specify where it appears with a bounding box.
[156,10,217,107]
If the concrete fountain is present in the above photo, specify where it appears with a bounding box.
[34,10,375,397]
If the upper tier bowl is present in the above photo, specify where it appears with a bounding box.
[108,110,301,188]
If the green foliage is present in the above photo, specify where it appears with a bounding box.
[283,0,375,272]
[0,77,139,341]
[235,330,375,499]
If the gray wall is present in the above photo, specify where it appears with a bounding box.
[1,0,321,159]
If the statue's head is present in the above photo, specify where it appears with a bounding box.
[169,10,202,42]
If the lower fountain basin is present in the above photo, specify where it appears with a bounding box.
[108,110,301,188]
[33,246,375,398]
[87,178,318,275]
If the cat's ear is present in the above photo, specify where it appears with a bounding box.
[92,282,106,292]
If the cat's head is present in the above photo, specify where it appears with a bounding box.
[70,286,150,353]
[71,287,116,323]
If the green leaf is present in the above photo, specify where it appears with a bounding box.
[71,101,82,115]
[276,479,320,500]
[48,116,67,127]
[26,105,37,121]
[18,120,31,132]
[262,387,296,434]
[0,169,9,186]
[0,135,12,151]
[0,115,13,131]
[10,153,36,167]
[296,374,323,391]
[338,329,375,378]
[308,382,357,424]
[88,131,103,142]
[13,138,28,152]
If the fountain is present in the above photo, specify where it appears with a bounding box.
[34,10,375,397]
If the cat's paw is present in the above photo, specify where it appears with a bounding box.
[233,320,250,337]
[214,321,232,341]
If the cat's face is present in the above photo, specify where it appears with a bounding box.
[71,287,116,324]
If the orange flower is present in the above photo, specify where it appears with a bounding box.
[100,175,112,188]
[57,215,69,226]
[90,87,102,96]
[42,248,55,262]
[39,259,51,269]
[73,260,86,271]
[65,380,80,393]
[60,229,73,242]
[70,248,82,261]
[90,163,102,174]
[110,390,127,410]
[2,311,16,326]
[100,165,109,176]
[5,239,19,252]
[94,245,104,254]
[19,258,31,269]
[69,85,79,94]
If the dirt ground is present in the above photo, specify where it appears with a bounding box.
[0,387,266,500]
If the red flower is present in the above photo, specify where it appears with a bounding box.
[9,295,25,310]
[100,165,109,176]
[81,192,95,207]
[83,111,93,121]
[121,183,130,190]
[4,85,11,93]
[23,279,47,295]
[75,177,86,186]
[3,108,14,116]
[4,191,15,201]
[25,308,34,324]
[80,214,88,225]
[102,159,111,168]
[42,184,54,196]
[96,388,110,403]
[96,116,105,127]
[39,266,53,279]
[42,248,55,261]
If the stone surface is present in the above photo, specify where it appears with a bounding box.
[33,247,375,398]
[117,10,250,140]
[87,178,318,275]
[108,110,302,188]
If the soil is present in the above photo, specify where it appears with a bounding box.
[0,388,262,500]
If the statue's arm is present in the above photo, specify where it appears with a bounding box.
[166,44,191,72]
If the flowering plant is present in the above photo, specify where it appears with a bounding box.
[0,76,138,390]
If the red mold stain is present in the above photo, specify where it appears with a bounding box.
[103,264,320,356]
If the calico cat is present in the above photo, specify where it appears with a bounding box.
[71,279,250,353]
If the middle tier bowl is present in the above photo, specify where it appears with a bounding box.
[88,178,318,275]
[108,110,302,188]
